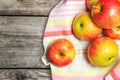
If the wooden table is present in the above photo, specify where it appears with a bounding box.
[0,0,60,79]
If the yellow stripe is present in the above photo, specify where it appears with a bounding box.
[46,19,73,27]
[51,66,113,76]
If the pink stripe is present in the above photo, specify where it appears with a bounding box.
[64,4,85,6]
[51,9,85,17]
[110,71,120,80]
[50,13,84,17]
[66,0,85,1]
[63,2,85,8]
[45,26,71,32]
[50,14,76,17]
[52,74,106,80]
[112,67,120,78]
[44,30,73,37]
[53,9,83,12]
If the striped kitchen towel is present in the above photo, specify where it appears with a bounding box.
[105,60,120,80]
[42,0,120,80]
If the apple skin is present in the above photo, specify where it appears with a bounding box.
[91,0,120,29]
[86,0,97,10]
[72,12,102,40]
[47,39,75,67]
[104,26,120,39]
[87,36,119,67]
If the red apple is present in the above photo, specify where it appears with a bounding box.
[104,26,120,39]
[72,11,102,40]
[47,39,76,67]
[86,0,97,10]
[87,36,119,67]
[91,0,120,29]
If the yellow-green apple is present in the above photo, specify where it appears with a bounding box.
[87,36,119,67]
[86,0,97,10]
[47,39,76,67]
[104,26,120,39]
[91,0,120,29]
[72,12,102,40]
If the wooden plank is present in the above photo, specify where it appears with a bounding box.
[0,16,49,68]
[0,69,51,80]
[0,0,61,15]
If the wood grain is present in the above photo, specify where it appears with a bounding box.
[0,0,60,79]
[0,16,49,68]
[0,69,51,80]
[0,0,61,15]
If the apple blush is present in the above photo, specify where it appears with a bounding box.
[91,0,120,29]
[72,12,102,40]
[87,36,119,67]
[104,26,120,39]
[47,39,76,67]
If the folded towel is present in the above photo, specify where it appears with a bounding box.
[42,0,120,80]
[105,60,120,80]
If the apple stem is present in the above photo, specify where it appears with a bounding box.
[92,6,102,12]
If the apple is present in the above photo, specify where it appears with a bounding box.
[87,36,119,67]
[104,26,120,39]
[72,11,102,40]
[86,0,97,10]
[91,0,120,29]
[47,39,76,67]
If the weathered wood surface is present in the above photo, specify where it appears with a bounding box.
[0,16,52,78]
[0,0,60,79]
[0,69,51,80]
[0,16,48,68]
[0,0,61,16]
